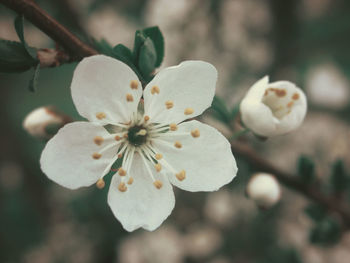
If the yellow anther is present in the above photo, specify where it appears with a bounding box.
[94,136,104,145]
[165,100,174,109]
[273,88,287,97]
[130,80,139,90]
[151,85,160,94]
[115,135,121,141]
[174,141,182,148]
[96,178,105,189]
[118,153,123,158]
[155,153,163,160]
[144,115,150,122]
[155,163,162,172]
[118,168,127,176]
[127,177,134,185]
[136,129,147,136]
[126,94,134,102]
[292,93,300,100]
[287,101,294,108]
[169,123,178,131]
[153,180,163,189]
[92,153,102,159]
[191,129,200,138]
[96,112,106,120]
[118,182,127,192]
[176,170,186,181]
[184,108,194,115]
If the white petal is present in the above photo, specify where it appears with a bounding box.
[71,55,142,124]
[40,122,118,189]
[108,153,175,232]
[153,120,237,192]
[143,61,217,124]
[243,75,269,100]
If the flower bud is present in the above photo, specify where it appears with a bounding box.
[23,106,71,139]
[240,76,307,137]
[246,173,281,208]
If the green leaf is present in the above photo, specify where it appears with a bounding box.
[309,217,341,246]
[297,155,315,184]
[330,159,348,193]
[0,39,38,73]
[132,30,147,64]
[304,203,326,222]
[138,37,157,78]
[93,38,114,57]
[141,26,164,67]
[211,95,231,124]
[29,63,40,92]
[14,15,37,59]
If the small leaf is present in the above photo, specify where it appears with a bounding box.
[309,217,341,246]
[211,96,231,124]
[132,30,147,64]
[138,37,157,78]
[0,39,37,73]
[14,15,37,58]
[93,38,114,57]
[297,155,315,184]
[29,63,40,92]
[141,26,164,67]
[304,203,326,222]
[330,159,348,193]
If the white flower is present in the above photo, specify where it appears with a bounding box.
[246,173,281,208]
[240,76,307,137]
[40,55,237,231]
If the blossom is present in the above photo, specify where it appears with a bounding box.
[240,76,307,137]
[40,55,238,231]
[246,173,281,208]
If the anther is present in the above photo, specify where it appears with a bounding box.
[130,80,139,90]
[176,170,186,181]
[96,178,105,189]
[118,182,127,192]
[144,115,150,122]
[127,177,134,185]
[191,129,200,138]
[292,93,300,100]
[115,135,121,141]
[96,112,106,120]
[94,136,104,145]
[118,168,127,176]
[274,89,287,97]
[155,153,163,160]
[92,153,102,159]
[118,153,123,158]
[174,141,182,148]
[153,180,163,189]
[126,94,134,102]
[184,108,194,115]
[155,163,162,172]
[169,123,177,131]
[287,101,294,108]
[165,100,174,109]
[151,85,160,94]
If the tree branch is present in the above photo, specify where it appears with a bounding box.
[0,0,97,59]
[231,142,350,226]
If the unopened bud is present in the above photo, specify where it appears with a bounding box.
[23,106,71,139]
[246,173,281,208]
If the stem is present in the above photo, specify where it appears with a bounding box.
[230,128,249,140]
[0,0,97,59]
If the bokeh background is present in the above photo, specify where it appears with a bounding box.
[1,0,350,262]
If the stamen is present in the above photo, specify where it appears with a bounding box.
[92,153,102,159]
[96,112,106,120]
[191,129,200,138]
[136,129,147,136]
[155,153,163,160]
[127,177,134,185]
[274,89,287,97]
[118,153,123,158]
[155,163,162,172]
[126,94,134,102]
[151,85,160,94]
[118,182,127,192]
[165,100,174,109]
[153,180,163,189]
[169,123,178,131]
[130,80,139,90]
[174,141,182,148]
[115,135,121,141]
[96,178,105,189]
[176,170,186,181]
[94,136,104,145]
[184,108,194,115]
[123,133,128,139]
[118,168,126,176]
[287,101,294,108]
[292,93,300,100]
[144,115,150,122]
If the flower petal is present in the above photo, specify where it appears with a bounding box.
[143,61,217,124]
[71,55,142,124]
[108,153,175,232]
[153,120,237,192]
[40,122,118,189]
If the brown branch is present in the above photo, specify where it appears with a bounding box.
[0,0,97,59]
[231,142,350,226]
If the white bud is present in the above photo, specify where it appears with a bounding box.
[240,76,307,137]
[246,173,281,208]
[23,106,69,139]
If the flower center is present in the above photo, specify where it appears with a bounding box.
[262,88,298,119]
[127,125,148,146]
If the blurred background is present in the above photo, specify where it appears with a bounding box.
[1,0,350,262]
